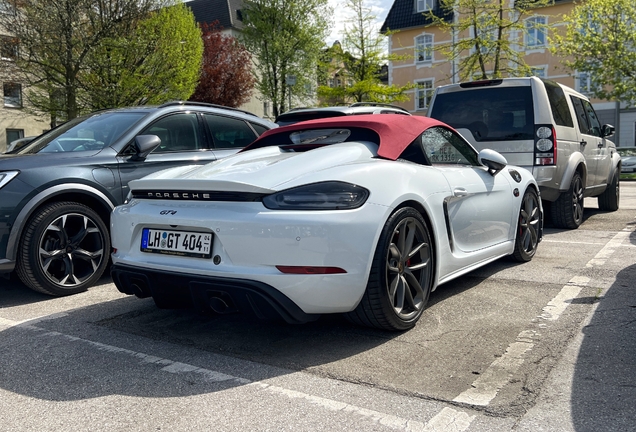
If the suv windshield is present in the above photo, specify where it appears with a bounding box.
[429,86,535,142]
[18,111,147,154]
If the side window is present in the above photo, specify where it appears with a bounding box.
[421,127,479,166]
[205,114,257,148]
[249,122,269,136]
[571,96,591,135]
[142,113,201,153]
[543,80,574,127]
[581,100,602,137]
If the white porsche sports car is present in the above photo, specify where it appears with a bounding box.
[110,115,542,331]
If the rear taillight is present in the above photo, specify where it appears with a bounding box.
[534,125,556,166]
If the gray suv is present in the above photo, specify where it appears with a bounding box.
[428,77,621,229]
[0,101,276,296]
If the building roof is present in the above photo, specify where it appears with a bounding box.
[187,0,244,30]
[380,0,453,33]
[380,0,573,33]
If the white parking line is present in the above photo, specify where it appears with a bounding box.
[0,317,437,431]
[452,229,632,408]
[586,230,631,267]
[453,275,591,407]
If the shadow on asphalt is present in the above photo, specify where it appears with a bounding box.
[571,264,636,431]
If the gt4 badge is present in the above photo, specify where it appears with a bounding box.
[159,210,177,215]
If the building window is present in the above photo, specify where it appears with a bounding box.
[416,0,435,12]
[0,36,18,60]
[328,78,335,88]
[263,101,270,117]
[525,16,547,49]
[576,71,597,96]
[6,128,23,144]
[531,66,547,78]
[415,34,433,63]
[416,79,434,111]
[3,82,22,107]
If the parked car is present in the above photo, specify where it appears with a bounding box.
[0,101,276,296]
[110,115,542,331]
[275,102,410,125]
[5,136,37,153]
[428,77,622,229]
[617,146,636,176]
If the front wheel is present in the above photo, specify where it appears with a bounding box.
[597,171,620,211]
[512,188,541,262]
[551,171,584,229]
[16,202,110,296]
[347,207,434,331]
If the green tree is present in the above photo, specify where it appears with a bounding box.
[0,0,177,124]
[81,2,202,111]
[240,0,331,117]
[424,0,551,81]
[318,0,411,104]
[552,0,636,104]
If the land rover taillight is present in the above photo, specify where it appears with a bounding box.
[535,125,556,165]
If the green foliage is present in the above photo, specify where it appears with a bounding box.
[424,0,551,81]
[0,0,199,123]
[240,0,332,117]
[318,0,411,105]
[82,3,203,110]
[552,0,636,104]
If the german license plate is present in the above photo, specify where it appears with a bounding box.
[141,228,212,258]
[623,168,634,173]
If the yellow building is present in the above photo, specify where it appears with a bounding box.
[0,33,48,153]
[381,0,634,146]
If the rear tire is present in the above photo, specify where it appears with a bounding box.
[16,202,110,296]
[347,207,434,331]
[551,171,584,229]
[598,171,619,211]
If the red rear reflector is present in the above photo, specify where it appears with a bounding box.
[276,266,347,274]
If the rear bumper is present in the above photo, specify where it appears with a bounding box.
[111,264,320,324]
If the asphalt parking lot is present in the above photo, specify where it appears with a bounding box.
[1,182,635,431]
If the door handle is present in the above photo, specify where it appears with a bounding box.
[453,188,469,197]
[580,140,587,146]
[597,141,605,148]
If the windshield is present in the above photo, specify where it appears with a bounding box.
[429,86,535,142]
[18,111,147,154]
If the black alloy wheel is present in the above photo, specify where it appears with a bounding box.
[348,207,434,331]
[512,188,541,262]
[551,171,584,229]
[16,202,110,296]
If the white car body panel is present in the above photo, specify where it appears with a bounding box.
[110,116,542,326]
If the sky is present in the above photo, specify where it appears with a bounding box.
[326,0,394,45]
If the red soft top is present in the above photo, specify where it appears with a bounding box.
[242,114,451,161]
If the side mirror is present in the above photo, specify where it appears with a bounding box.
[601,124,615,138]
[131,135,161,161]
[478,148,507,176]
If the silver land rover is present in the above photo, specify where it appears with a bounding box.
[428,77,621,229]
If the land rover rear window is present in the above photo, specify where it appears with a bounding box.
[429,87,534,142]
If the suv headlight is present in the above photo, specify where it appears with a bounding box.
[0,171,19,189]
[262,181,370,210]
